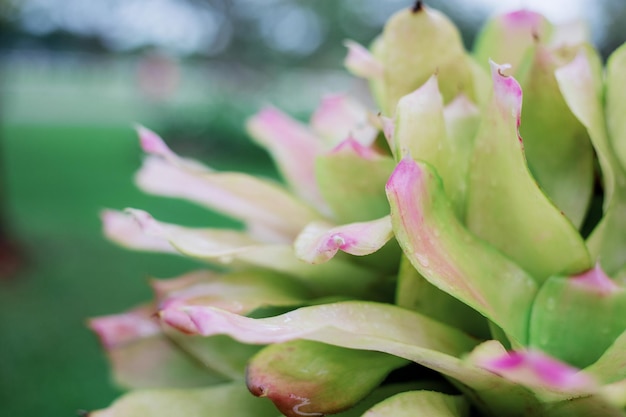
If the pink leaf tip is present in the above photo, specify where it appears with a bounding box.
[489,60,523,129]
[135,125,174,157]
[570,263,621,296]
[480,349,595,391]
[343,40,384,79]
[89,307,160,349]
[124,208,165,236]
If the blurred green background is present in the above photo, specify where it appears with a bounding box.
[1,0,626,416]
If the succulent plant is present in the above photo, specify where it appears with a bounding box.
[89,2,626,416]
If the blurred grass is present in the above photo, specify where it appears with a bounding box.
[0,123,274,416]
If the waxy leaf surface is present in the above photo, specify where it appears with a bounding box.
[386,158,536,344]
[379,5,474,113]
[315,138,396,223]
[247,340,407,417]
[466,62,590,282]
[556,47,626,274]
[360,391,469,417]
[473,10,552,72]
[516,44,594,228]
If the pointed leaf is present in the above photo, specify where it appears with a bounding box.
[89,383,278,417]
[473,10,552,72]
[181,301,477,358]
[315,138,396,223]
[556,46,626,274]
[393,76,445,161]
[477,349,596,395]
[310,94,378,147]
[136,156,321,242]
[466,62,591,282]
[343,40,384,80]
[516,44,594,228]
[246,106,329,213]
[395,82,480,219]
[379,5,475,113]
[386,158,537,344]
[178,302,552,416]
[247,340,407,417]
[126,209,381,298]
[101,209,176,253]
[294,216,394,264]
[89,306,225,389]
[360,391,469,417]
[154,269,310,335]
[154,270,310,316]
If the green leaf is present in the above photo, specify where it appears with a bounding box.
[315,139,397,223]
[441,94,481,220]
[358,391,469,417]
[585,329,626,385]
[395,255,490,339]
[543,396,626,417]
[393,79,480,220]
[334,383,455,417]
[466,62,591,282]
[516,44,594,228]
[556,46,626,275]
[606,43,626,174]
[90,383,278,417]
[473,10,552,72]
[379,5,475,113]
[528,265,626,367]
[246,340,407,416]
[164,331,261,381]
[386,158,537,344]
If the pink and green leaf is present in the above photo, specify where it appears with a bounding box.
[294,216,394,264]
[101,209,176,254]
[310,94,378,147]
[473,10,552,72]
[466,62,591,282]
[556,46,626,275]
[315,138,396,223]
[89,306,225,389]
[246,106,330,213]
[246,340,407,417]
[515,44,594,228]
[529,265,626,368]
[343,40,384,80]
[124,209,381,298]
[386,158,537,344]
[477,349,596,396]
[395,255,490,339]
[174,302,558,416]
[135,156,321,243]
